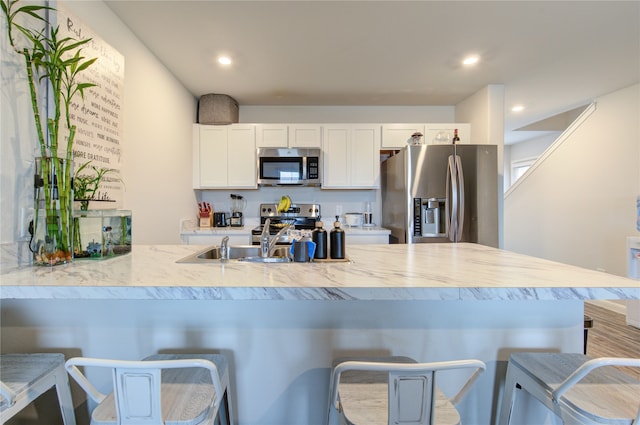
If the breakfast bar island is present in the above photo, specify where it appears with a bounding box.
[1,243,638,425]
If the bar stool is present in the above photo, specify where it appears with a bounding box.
[498,352,640,425]
[327,356,486,425]
[66,353,234,425]
[0,353,76,425]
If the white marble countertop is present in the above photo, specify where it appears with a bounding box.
[1,243,638,301]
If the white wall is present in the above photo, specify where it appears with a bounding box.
[455,84,505,246]
[0,1,199,245]
[0,5,45,245]
[63,1,199,245]
[504,84,640,276]
[240,105,454,124]
[504,133,558,189]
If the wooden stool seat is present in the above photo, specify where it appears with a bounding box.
[0,353,76,425]
[498,352,640,425]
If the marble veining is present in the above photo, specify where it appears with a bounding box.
[1,243,638,301]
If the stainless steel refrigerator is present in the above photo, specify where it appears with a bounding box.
[381,144,498,247]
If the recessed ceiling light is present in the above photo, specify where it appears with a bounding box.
[512,105,525,112]
[462,55,479,66]
[218,56,232,66]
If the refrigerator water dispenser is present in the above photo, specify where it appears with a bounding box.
[414,198,445,237]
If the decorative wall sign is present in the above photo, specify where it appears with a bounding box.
[57,4,125,207]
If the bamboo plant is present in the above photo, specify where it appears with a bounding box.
[2,0,96,265]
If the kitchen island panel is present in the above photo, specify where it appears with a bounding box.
[0,298,582,425]
[1,243,636,423]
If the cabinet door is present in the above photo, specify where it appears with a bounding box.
[350,125,380,188]
[227,125,257,188]
[197,125,228,188]
[425,123,471,145]
[381,124,424,148]
[289,124,322,148]
[256,124,288,148]
[323,125,379,189]
[322,126,350,187]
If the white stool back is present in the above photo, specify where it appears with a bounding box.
[328,356,486,425]
[66,353,234,425]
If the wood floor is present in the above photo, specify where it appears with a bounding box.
[584,302,640,380]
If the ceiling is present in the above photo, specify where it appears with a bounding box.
[104,1,640,144]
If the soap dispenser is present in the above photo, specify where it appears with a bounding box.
[312,220,327,259]
[330,216,345,259]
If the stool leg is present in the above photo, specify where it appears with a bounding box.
[498,365,518,425]
[583,328,588,354]
[54,365,77,425]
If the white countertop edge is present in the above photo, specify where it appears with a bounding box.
[1,286,637,301]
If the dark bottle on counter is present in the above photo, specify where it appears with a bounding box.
[330,216,345,259]
[452,128,460,144]
[312,220,328,259]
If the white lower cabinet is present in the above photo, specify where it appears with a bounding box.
[323,124,380,189]
[193,124,256,189]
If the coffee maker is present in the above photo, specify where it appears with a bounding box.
[230,194,246,227]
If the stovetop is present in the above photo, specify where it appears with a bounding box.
[251,203,321,244]
[258,203,320,222]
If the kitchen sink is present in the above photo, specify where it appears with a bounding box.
[176,245,291,263]
[238,256,291,263]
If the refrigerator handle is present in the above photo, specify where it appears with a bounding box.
[445,156,451,237]
[455,155,465,241]
[447,155,458,242]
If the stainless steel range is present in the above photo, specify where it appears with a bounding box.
[251,203,321,245]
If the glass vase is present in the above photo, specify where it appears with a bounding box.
[31,154,74,266]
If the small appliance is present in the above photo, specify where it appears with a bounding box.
[230,194,246,227]
[251,203,321,245]
[257,148,321,186]
[213,212,229,227]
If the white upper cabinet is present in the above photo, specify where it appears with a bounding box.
[289,124,322,147]
[425,123,471,145]
[256,124,322,148]
[255,124,288,148]
[382,123,472,148]
[323,124,380,189]
[193,124,257,189]
[381,124,425,148]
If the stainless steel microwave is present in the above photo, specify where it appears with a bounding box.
[257,147,321,186]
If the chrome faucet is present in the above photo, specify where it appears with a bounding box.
[260,218,291,257]
[220,236,230,261]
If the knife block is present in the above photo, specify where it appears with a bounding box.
[199,212,212,228]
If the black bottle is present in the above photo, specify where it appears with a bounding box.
[452,128,460,144]
[312,221,327,259]
[330,216,345,259]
